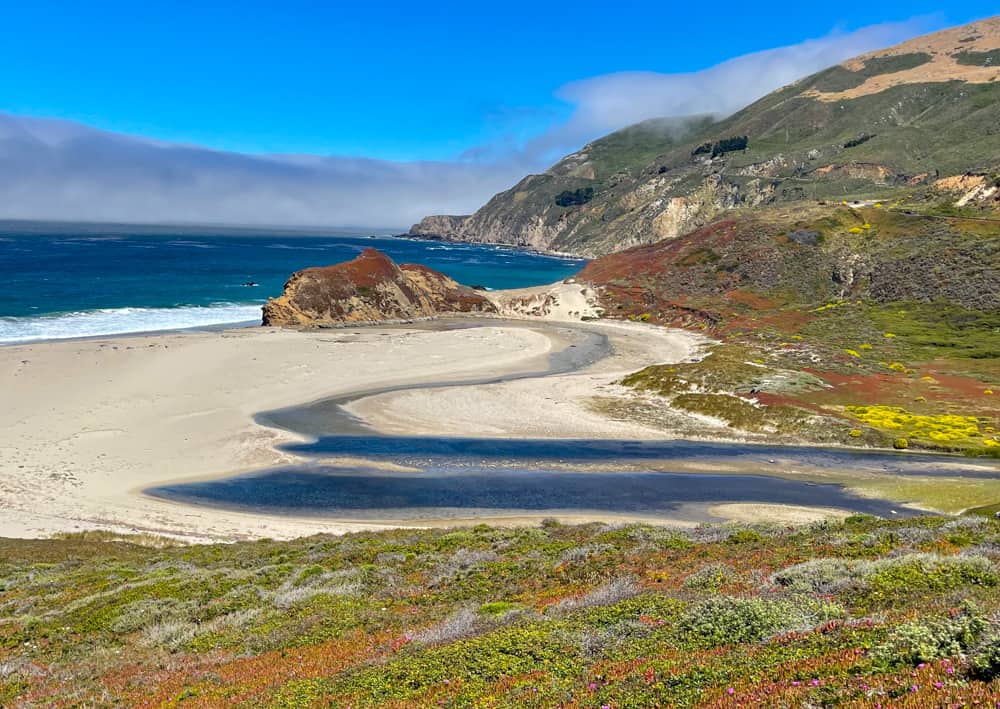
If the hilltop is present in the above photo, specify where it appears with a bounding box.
[410,17,1000,257]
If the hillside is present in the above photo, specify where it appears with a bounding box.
[410,17,1000,257]
[575,203,999,458]
[5,515,1000,706]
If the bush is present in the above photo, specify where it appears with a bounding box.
[549,578,639,615]
[683,563,736,591]
[412,607,481,645]
[554,187,594,207]
[873,603,987,666]
[864,553,998,597]
[771,558,858,595]
[675,596,816,647]
[844,133,876,149]
[711,136,748,157]
[772,553,998,600]
[970,630,1000,680]
[691,136,748,158]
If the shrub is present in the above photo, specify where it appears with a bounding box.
[683,563,736,591]
[873,603,987,666]
[771,558,859,595]
[412,607,481,645]
[843,133,876,149]
[550,578,639,615]
[675,596,816,647]
[864,553,998,597]
[479,601,521,617]
[554,187,594,207]
[430,548,499,586]
[894,437,909,450]
[772,553,998,599]
[557,544,612,566]
[575,620,650,659]
[727,529,764,545]
[691,136,748,158]
[970,630,1000,680]
[711,136,748,157]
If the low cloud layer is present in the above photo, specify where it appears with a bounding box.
[0,114,529,228]
[526,17,935,158]
[0,17,936,228]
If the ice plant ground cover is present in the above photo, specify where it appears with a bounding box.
[3,515,1000,706]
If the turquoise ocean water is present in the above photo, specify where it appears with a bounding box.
[0,224,586,343]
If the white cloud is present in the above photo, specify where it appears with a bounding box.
[0,113,529,228]
[0,17,939,227]
[525,16,938,159]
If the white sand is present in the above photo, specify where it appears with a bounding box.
[346,320,704,439]
[708,503,853,526]
[0,324,558,541]
[0,318,708,541]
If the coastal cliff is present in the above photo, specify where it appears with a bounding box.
[261,248,496,326]
[409,17,1000,257]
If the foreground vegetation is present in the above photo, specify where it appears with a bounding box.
[4,515,1000,706]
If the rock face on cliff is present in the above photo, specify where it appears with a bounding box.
[409,17,1000,257]
[262,248,496,326]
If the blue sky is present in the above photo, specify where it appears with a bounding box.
[0,1,990,162]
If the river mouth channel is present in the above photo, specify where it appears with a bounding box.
[145,320,995,524]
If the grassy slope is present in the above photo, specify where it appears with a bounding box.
[437,44,1000,256]
[4,517,1000,707]
[580,205,999,470]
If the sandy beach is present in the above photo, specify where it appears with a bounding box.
[0,315,702,541]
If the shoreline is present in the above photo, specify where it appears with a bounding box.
[0,317,263,348]
[3,313,997,542]
[0,320,568,540]
[3,315,726,541]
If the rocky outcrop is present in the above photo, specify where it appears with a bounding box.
[485,281,604,321]
[934,174,1000,207]
[262,248,496,326]
[408,215,470,241]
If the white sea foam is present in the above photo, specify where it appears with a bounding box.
[0,303,263,344]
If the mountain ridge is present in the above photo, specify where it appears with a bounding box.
[409,16,1000,257]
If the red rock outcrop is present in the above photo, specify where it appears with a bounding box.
[262,248,496,326]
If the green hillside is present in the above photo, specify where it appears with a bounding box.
[410,17,1000,257]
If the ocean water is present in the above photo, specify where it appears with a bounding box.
[0,225,586,343]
